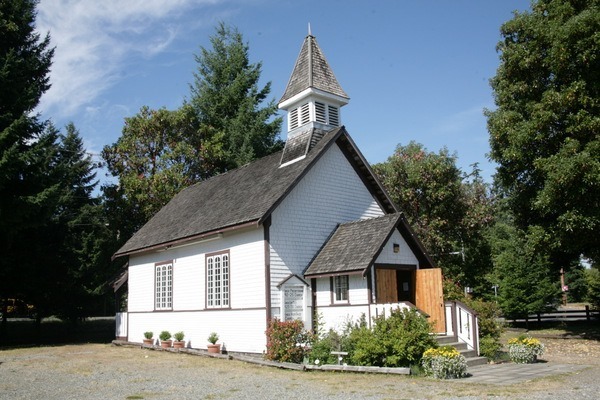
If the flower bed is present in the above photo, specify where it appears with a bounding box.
[507,335,545,363]
[421,346,467,379]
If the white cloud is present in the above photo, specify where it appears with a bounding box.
[433,105,488,136]
[35,0,221,119]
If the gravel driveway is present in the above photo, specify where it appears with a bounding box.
[1,340,598,399]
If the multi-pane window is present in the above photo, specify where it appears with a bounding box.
[155,262,173,310]
[207,252,230,308]
[334,275,349,302]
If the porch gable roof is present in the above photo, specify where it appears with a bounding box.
[304,213,434,278]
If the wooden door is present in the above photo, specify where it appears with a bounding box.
[415,268,445,333]
[376,268,398,303]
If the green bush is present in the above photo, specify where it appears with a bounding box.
[265,319,312,363]
[479,335,502,360]
[349,308,437,368]
[586,268,600,309]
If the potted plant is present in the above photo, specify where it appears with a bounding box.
[143,331,154,346]
[207,332,221,354]
[173,331,185,349]
[159,330,172,348]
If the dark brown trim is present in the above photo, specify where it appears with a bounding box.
[113,220,258,259]
[263,217,272,329]
[317,302,371,308]
[374,263,417,271]
[277,274,310,289]
[330,275,350,305]
[329,276,334,305]
[311,278,317,332]
[305,269,364,279]
[127,307,267,314]
[154,260,174,312]
[366,267,373,305]
[205,250,231,310]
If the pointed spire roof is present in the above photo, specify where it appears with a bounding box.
[279,34,349,105]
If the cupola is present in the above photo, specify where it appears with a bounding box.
[278,29,349,167]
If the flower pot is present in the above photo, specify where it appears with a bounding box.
[207,343,221,354]
[160,340,172,348]
[173,340,185,349]
[143,338,154,345]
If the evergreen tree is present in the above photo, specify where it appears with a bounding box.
[104,23,284,237]
[486,0,600,266]
[189,21,283,170]
[53,124,112,318]
[0,0,55,319]
[488,219,560,318]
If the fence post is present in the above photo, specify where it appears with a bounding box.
[586,305,590,322]
[537,313,541,323]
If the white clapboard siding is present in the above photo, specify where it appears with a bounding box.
[126,226,268,353]
[270,144,384,310]
[317,305,370,333]
[127,309,267,353]
[313,275,370,332]
[375,229,419,266]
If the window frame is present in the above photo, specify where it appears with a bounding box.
[331,274,349,304]
[206,250,231,309]
[154,261,173,311]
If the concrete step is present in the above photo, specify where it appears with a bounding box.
[465,356,489,367]
[434,334,458,345]
[434,334,488,368]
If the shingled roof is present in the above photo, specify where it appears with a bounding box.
[279,34,348,104]
[304,213,434,277]
[114,126,396,258]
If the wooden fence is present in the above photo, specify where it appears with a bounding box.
[511,305,599,324]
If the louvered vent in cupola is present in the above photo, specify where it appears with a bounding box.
[300,103,310,125]
[315,102,326,124]
[328,105,339,127]
[289,108,299,130]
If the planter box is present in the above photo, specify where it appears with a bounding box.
[207,343,221,354]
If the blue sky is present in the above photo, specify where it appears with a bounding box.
[35,0,531,183]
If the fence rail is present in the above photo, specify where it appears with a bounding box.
[510,306,599,324]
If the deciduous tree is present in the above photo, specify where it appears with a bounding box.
[486,0,600,266]
[373,143,494,290]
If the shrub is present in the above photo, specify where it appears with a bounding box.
[479,335,502,360]
[265,319,312,363]
[174,331,185,341]
[309,328,341,365]
[143,331,153,339]
[507,334,544,363]
[421,346,467,379]
[159,330,171,341]
[349,308,437,367]
[586,268,600,310]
